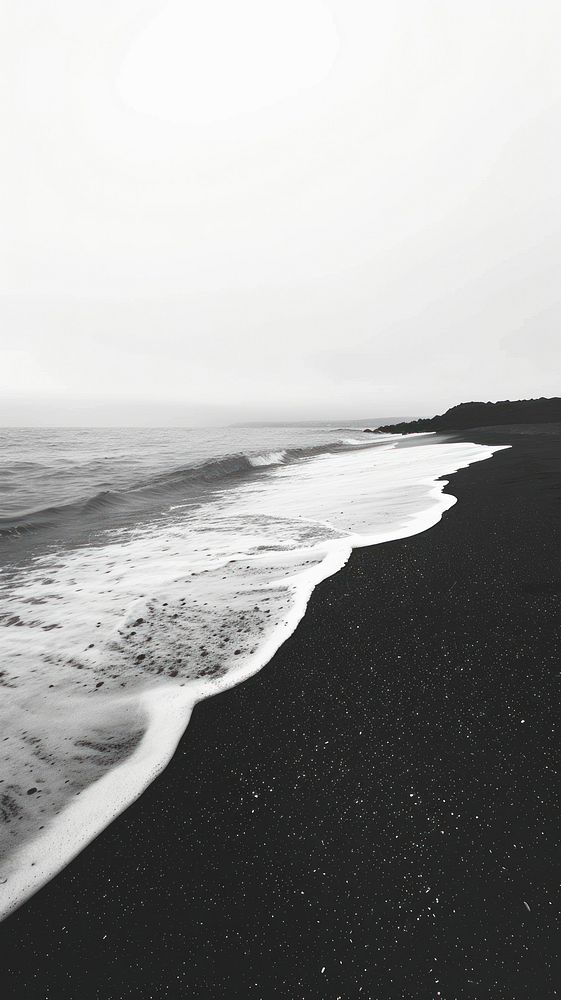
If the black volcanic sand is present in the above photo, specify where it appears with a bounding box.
[2,426,561,1000]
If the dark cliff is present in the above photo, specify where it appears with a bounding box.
[371,397,561,435]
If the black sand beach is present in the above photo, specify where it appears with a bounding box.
[2,425,561,999]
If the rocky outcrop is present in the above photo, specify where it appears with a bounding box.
[374,397,561,435]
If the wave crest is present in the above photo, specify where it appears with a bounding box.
[248,450,287,467]
[0,440,384,539]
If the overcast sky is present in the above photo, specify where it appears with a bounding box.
[1,0,560,425]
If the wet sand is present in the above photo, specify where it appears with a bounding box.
[2,425,561,999]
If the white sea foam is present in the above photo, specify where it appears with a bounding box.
[0,436,508,919]
[248,450,287,467]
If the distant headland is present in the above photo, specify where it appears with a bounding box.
[368,397,561,435]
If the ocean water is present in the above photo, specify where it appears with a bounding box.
[0,423,506,918]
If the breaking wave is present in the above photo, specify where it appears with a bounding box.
[0,440,383,540]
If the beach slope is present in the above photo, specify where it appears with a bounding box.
[2,425,561,999]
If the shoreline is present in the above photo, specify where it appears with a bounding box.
[0,438,500,924]
[2,425,561,997]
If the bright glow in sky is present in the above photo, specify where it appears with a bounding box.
[2,0,561,424]
[118,0,340,123]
